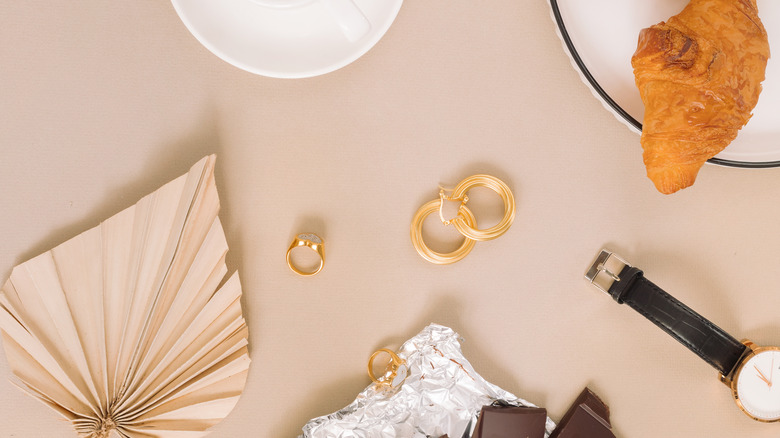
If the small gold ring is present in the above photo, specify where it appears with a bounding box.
[410,199,478,265]
[450,174,515,241]
[286,233,325,276]
[368,348,408,387]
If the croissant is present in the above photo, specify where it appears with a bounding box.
[631,0,770,194]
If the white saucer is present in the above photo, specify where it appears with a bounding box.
[171,0,403,78]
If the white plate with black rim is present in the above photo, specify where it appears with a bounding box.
[549,0,780,168]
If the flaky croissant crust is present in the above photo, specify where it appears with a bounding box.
[631,0,770,194]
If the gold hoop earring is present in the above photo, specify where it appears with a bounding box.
[450,174,515,241]
[410,198,477,265]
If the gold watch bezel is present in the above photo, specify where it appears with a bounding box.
[721,340,780,422]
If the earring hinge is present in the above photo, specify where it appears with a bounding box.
[438,188,468,226]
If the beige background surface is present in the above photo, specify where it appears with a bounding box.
[2,1,780,437]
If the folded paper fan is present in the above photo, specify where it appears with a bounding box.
[0,155,250,438]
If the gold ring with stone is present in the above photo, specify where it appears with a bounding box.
[367,348,408,388]
[286,233,325,276]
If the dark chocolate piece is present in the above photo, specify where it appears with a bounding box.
[472,405,547,438]
[549,405,614,438]
[549,387,615,438]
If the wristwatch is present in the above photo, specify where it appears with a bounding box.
[585,249,780,422]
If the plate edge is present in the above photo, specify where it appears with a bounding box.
[547,0,780,169]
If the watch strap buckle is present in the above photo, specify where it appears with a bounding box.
[585,249,630,295]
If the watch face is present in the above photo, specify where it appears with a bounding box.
[735,348,780,421]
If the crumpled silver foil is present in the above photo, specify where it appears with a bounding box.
[300,323,556,438]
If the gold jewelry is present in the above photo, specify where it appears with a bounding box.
[410,174,514,264]
[367,348,408,388]
[410,198,478,265]
[286,233,325,276]
[449,174,515,241]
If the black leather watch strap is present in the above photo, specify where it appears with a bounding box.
[608,265,747,376]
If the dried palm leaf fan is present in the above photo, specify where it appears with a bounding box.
[0,155,250,437]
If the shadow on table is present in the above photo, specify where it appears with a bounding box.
[8,109,225,278]
[379,293,546,408]
[273,373,370,437]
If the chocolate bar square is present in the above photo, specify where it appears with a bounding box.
[472,405,547,438]
[549,387,615,438]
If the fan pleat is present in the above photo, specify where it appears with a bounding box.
[0,156,250,437]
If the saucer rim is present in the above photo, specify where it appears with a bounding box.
[171,0,404,79]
